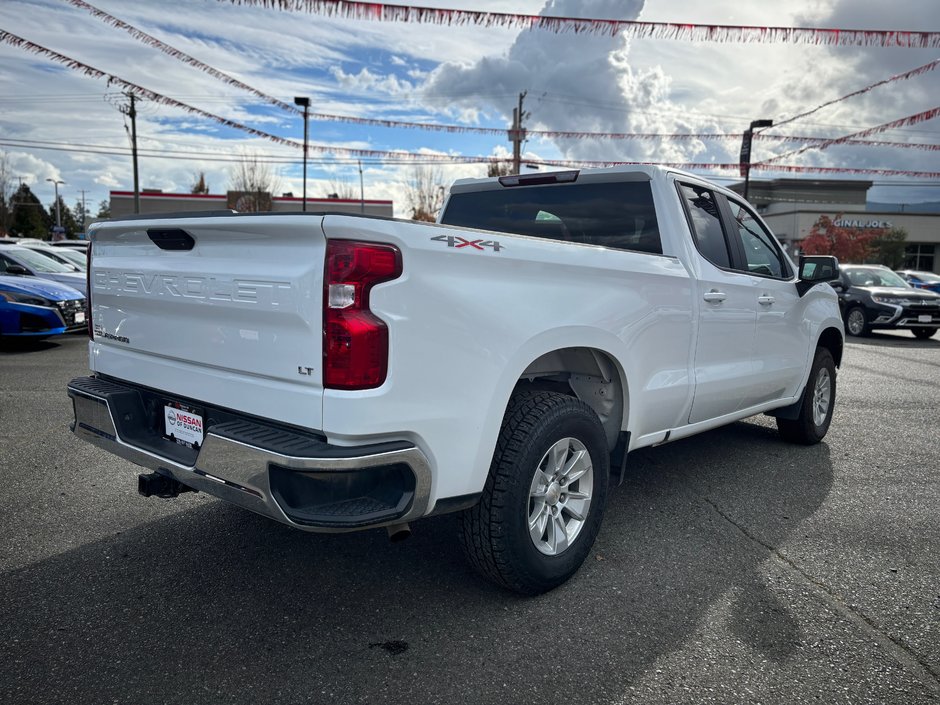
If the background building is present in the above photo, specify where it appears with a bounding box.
[729,179,939,272]
[110,190,394,220]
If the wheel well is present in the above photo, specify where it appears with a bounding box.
[514,347,625,451]
[817,327,843,367]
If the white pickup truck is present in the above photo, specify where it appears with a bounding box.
[68,166,844,594]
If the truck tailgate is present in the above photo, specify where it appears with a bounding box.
[89,215,326,430]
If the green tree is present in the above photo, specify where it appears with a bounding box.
[869,227,907,269]
[10,184,51,237]
[96,199,111,219]
[0,151,14,235]
[50,195,79,237]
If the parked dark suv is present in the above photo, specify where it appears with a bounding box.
[833,265,940,339]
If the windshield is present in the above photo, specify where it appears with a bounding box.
[25,247,81,271]
[844,267,910,288]
[49,248,86,268]
[6,247,76,274]
[912,271,940,283]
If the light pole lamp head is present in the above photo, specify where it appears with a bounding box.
[294,96,310,108]
[750,118,774,130]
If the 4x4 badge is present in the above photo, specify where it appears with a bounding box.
[431,234,503,252]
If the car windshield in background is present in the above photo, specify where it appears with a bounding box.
[844,267,910,288]
[441,181,662,255]
[47,248,86,268]
[6,247,77,274]
[913,272,940,283]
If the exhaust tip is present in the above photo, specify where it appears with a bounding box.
[386,522,411,542]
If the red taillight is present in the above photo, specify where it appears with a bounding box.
[86,242,93,339]
[323,240,402,390]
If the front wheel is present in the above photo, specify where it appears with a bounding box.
[912,327,936,340]
[845,306,869,337]
[458,391,609,595]
[777,347,836,445]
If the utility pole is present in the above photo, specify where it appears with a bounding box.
[46,178,65,228]
[119,92,141,214]
[79,188,88,233]
[509,91,527,175]
[294,97,310,212]
[358,159,365,214]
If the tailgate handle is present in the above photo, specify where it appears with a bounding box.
[147,228,195,251]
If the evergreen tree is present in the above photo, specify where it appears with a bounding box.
[73,198,90,233]
[10,184,51,237]
[190,171,210,194]
[51,195,79,237]
[96,199,111,219]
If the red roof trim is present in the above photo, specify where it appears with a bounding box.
[110,191,393,205]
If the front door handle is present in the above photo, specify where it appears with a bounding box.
[757,295,776,306]
[703,290,727,303]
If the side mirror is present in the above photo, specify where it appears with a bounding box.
[5,265,31,276]
[796,255,839,296]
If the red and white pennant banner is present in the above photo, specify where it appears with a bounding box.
[762,107,940,163]
[3,31,938,178]
[225,0,940,47]
[59,1,940,148]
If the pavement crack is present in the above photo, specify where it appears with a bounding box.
[701,494,940,695]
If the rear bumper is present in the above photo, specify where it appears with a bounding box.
[67,376,432,532]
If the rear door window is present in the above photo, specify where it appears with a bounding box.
[724,199,790,279]
[677,183,731,269]
[441,181,662,255]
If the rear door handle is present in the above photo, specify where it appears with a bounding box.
[703,290,727,303]
[757,295,775,306]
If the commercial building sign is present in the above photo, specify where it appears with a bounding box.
[831,217,893,229]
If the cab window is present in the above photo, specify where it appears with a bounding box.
[678,183,731,268]
[725,199,790,278]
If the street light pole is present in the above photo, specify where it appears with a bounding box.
[294,96,310,212]
[741,118,773,203]
[46,177,65,228]
[358,159,364,214]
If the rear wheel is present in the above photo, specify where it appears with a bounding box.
[458,391,609,595]
[777,348,836,445]
[845,306,869,337]
[912,327,936,340]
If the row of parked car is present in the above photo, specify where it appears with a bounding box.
[0,238,89,340]
[0,235,937,342]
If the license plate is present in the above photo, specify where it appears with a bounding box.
[918,314,932,323]
[164,403,204,448]
[75,311,85,324]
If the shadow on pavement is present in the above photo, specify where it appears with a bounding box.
[0,337,64,354]
[845,331,939,349]
[0,420,833,704]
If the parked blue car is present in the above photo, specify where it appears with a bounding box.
[0,275,87,339]
[896,270,940,294]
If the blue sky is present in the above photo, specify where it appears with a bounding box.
[1,0,938,219]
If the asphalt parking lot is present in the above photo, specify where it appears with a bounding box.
[1,332,938,705]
